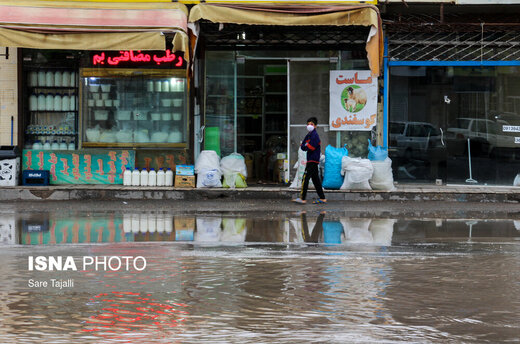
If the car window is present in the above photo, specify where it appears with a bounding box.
[477,121,488,134]
[407,124,426,137]
[488,122,498,134]
[457,119,471,129]
[390,122,405,135]
[425,125,440,136]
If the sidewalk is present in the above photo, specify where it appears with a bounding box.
[2,183,520,202]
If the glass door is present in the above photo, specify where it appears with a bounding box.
[288,59,337,175]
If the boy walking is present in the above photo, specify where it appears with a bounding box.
[292,117,327,204]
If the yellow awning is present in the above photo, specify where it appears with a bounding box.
[0,1,190,58]
[189,4,383,76]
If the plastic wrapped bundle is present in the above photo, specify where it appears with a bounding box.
[195,150,222,188]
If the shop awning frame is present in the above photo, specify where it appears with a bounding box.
[0,1,190,57]
[188,3,383,76]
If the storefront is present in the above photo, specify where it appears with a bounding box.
[0,1,190,184]
[384,8,520,186]
[189,3,383,183]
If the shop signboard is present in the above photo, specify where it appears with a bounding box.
[329,70,378,131]
[22,149,135,184]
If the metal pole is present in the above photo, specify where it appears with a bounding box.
[466,138,477,183]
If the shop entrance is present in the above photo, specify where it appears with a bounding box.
[204,55,288,183]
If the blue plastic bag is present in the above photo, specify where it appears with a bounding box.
[367,139,388,161]
[322,144,348,190]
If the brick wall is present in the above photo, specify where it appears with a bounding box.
[0,47,18,146]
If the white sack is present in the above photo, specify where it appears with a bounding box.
[369,158,396,191]
[340,156,373,190]
[221,153,247,177]
[195,150,221,174]
[341,218,373,244]
[196,169,222,188]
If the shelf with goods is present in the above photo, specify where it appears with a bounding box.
[264,72,287,144]
[81,72,187,147]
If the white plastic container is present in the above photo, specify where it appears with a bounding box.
[54,95,62,111]
[156,214,165,232]
[38,71,46,87]
[45,94,54,111]
[37,93,46,111]
[69,94,76,111]
[148,168,157,186]
[123,168,132,186]
[62,71,70,87]
[32,141,42,150]
[67,140,75,150]
[54,71,62,87]
[51,141,59,151]
[146,81,154,92]
[59,141,67,150]
[154,80,162,92]
[162,80,170,92]
[165,168,174,186]
[157,168,165,186]
[29,94,38,111]
[46,71,54,87]
[139,213,148,233]
[62,95,69,111]
[28,72,38,87]
[43,141,51,150]
[131,214,140,233]
[131,168,140,186]
[70,71,76,87]
[140,169,149,186]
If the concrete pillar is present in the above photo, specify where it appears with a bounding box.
[0,47,18,146]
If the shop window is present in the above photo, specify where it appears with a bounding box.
[81,69,187,147]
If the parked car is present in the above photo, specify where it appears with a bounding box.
[446,117,517,157]
[388,121,445,160]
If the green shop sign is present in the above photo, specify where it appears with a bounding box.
[22,149,135,184]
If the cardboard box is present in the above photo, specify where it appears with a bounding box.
[175,175,195,188]
[176,165,194,176]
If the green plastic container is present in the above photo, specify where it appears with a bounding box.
[204,127,221,156]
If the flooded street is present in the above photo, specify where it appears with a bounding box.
[0,202,519,343]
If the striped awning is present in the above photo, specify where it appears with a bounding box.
[0,1,189,56]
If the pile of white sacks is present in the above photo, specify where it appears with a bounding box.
[290,148,395,191]
[194,150,247,188]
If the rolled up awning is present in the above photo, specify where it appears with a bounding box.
[0,1,189,58]
[189,4,383,76]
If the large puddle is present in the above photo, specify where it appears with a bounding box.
[0,209,519,343]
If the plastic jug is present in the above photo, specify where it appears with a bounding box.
[61,95,69,111]
[46,71,54,87]
[123,168,132,186]
[131,168,140,186]
[148,216,157,232]
[165,168,174,186]
[140,169,149,186]
[70,71,76,87]
[69,94,76,111]
[29,94,38,111]
[54,71,62,87]
[38,71,46,87]
[51,141,59,151]
[59,141,67,150]
[67,140,75,150]
[43,141,51,150]
[54,95,62,111]
[62,71,70,87]
[32,141,42,150]
[37,93,46,111]
[148,168,157,186]
[28,72,38,87]
[157,168,165,186]
[46,94,54,111]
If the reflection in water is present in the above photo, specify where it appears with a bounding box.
[0,210,519,342]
